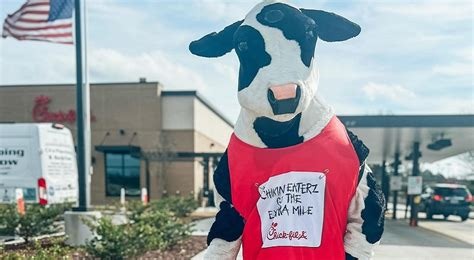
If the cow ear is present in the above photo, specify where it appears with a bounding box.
[189,20,243,58]
[300,9,360,42]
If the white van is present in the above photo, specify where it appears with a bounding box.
[0,123,78,204]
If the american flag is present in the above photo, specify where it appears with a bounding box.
[2,0,74,45]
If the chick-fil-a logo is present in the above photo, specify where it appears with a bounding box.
[267,222,308,241]
[32,95,96,123]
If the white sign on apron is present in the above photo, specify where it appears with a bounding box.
[257,171,326,248]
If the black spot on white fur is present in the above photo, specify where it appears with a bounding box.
[253,113,304,148]
[234,25,272,91]
[361,171,385,244]
[189,20,243,58]
[207,201,245,245]
[346,129,370,166]
[213,151,231,202]
[208,152,244,245]
[257,3,317,67]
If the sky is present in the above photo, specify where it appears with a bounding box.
[1,0,472,122]
[0,0,472,175]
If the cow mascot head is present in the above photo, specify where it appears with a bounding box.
[190,0,360,148]
[189,1,384,259]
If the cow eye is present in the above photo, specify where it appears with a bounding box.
[238,41,248,52]
[264,10,284,23]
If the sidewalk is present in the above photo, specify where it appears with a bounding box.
[376,219,472,259]
[385,203,474,246]
[418,218,474,245]
[373,245,473,260]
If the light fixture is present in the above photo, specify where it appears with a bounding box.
[427,133,452,151]
[427,138,452,151]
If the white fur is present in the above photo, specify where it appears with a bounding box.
[235,96,334,148]
[344,165,379,260]
[204,238,242,259]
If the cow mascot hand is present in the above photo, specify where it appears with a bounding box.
[189,1,385,259]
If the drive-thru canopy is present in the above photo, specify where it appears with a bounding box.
[339,115,474,164]
[339,114,474,223]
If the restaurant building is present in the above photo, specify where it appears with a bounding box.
[0,80,233,204]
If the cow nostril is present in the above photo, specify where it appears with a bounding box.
[267,89,277,103]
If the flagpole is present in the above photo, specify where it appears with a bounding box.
[84,0,92,209]
[74,0,90,212]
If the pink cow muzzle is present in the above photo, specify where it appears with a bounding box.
[267,83,301,115]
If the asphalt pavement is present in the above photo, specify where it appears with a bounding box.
[374,219,473,259]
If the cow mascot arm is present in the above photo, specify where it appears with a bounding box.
[344,131,386,260]
[205,151,244,259]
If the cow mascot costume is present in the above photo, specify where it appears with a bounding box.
[189,0,385,259]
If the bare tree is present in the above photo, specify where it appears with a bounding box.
[141,131,176,199]
[458,151,474,174]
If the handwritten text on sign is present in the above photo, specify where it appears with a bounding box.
[257,172,326,248]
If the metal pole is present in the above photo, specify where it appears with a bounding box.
[392,153,400,220]
[409,142,421,226]
[381,160,389,210]
[74,0,90,212]
[145,158,150,202]
[83,0,91,208]
[203,157,209,196]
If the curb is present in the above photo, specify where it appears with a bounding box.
[417,223,473,246]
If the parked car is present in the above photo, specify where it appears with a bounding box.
[419,183,472,221]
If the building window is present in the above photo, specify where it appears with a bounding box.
[105,153,140,196]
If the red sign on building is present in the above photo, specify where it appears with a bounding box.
[32,95,96,123]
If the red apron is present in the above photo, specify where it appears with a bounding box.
[227,116,360,260]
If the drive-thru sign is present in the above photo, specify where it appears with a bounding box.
[390,176,402,191]
[407,176,422,195]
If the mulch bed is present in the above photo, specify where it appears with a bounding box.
[69,235,208,259]
[2,236,207,260]
[138,236,207,260]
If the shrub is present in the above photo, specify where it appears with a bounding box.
[151,196,198,218]
[133,209,192,250]
[31,237,72,260]
[84,217,139,260]
[85,198,194,259]
[0,203,70,242]
[0,204,18,236]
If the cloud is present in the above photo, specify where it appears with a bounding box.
[89,48,208,91]
[212,62,238,84]
[453,47,473,61]
[422,151,474,178]
[432,62,472,77]
[374,0,472,21]
[363,82,416,102]
[431,46,473,77]
[0,39,76,84]
[190,0,254,22]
